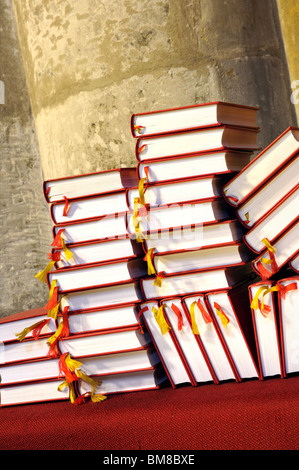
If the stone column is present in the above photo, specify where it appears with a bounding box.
[276,0,299,122]
[0,0,52,316]
[12,0,297,181]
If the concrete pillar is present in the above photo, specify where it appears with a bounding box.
[12,0,297,181]
[276,0,299,122]
[0,0,52,316]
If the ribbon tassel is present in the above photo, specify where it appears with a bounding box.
[196,299,212,324]
[35,260,56,283]
[144,248,156,276]
[63,196,71,216]
[190,301,199,335]
[153,271,164,287]
[214,302,230,328]
[51,229,65,248]
[152,305,171,335]
[134,125,145,135]
[137,306,149,334]
[170,303,184,330]
[15,318,51,342]
[61,237,73,262]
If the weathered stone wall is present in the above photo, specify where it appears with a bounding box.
[12,0,297,181]
[276,0,299,122]
[0,0,297,316]
[0,0,53,317]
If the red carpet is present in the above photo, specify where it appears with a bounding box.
[1,375,298,450]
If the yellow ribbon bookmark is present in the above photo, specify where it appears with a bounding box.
[190,301,199,335]
[262,238,276,253]
[15,318,51,342]
[153,271,164,287]
[138,177,147,206]
[250,286,269,310]
[152,305,171,335]
[35,260,56,283]
[133,125,145,135]
[250,285,279,312]
[144,248,156,275]
[214,302,230,328]
[61,237,73,262]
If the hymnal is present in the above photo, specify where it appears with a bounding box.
[182,295,237,382]
[138,300,195,388]
[152,242,252,275]
[140,264,255,301]
[243,185,299,254]
[50,190,128,225]
[252,220,299,280]
[204,288,260,381]
[52,236,143,269]
[131,102,258,138]
[236,155,299,228]
[47,258,147,294]
[248,280,282,379]
[126,174,232,210]
[44,167,138,203]
[135,125,260,162]
[144,220,245,254]
[277,276,299,376]
[223,127,299,207]
[162,298,216,385]
[137,150,253,184]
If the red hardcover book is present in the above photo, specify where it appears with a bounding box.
[0,364,167,407]
[204,285,260,382]
[57,301,142,336]
[58,280,142,313]
[236,155,299,228]
[223,127,299,207]
[131,101,258,138]
[137,300,196,388]
[0,307,56,343]
[135,125,260,162]
[0,344,159,387]
[43,167,138,203]
[126,197,234,238]
[248,280,283,379]
[50,190,128,225]
[52,213,128,245]
[0,324,150,366]
[151,241,253,276]
[143,219,245,255]
[51,235,143,269]
[243,185,299,254]
[140,263,255,301]
[47,258,147,294]
[289,253,299,273]
[136,149,253,185]
[182,295,237,383]
[161,298,217,385]
[252,219,299,280]
[126,174,233,211]
[276,276,299,377]
[76,365,168,399]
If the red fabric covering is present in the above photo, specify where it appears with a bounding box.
[0,376,298,450]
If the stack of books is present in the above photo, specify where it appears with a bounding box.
[223,127,299,380]
[129,102,263,388]
[0,169,167,407]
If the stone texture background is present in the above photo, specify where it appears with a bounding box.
[0,0,53,316]
[0,0,298,317]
